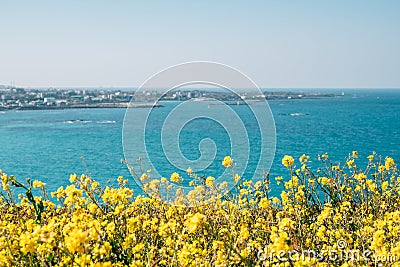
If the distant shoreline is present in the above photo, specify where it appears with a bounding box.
[0,86,344,111]
[0,95,343,111]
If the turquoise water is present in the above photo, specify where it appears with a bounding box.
[1,89,399,195]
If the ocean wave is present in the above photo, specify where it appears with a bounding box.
[290,113,308,116]
[64,120,116,124]
[278,113,309,116]
[97,120,116,124]
[64,120,93,124]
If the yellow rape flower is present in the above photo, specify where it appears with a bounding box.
[205,176,215,187]
[259,198,270,209]
[385,157,395,170]
[222,156,233,167]
[299,154,310,164]
[234,174,240,183]
[91,181,100,189]
[282,155,294,168]
[318,177,330,186]
[32,180,45,188]
[186,212,205,233]
[239,226,250,240]
[170,172,181,184]
[69,173,77,183]
[382,181,389,191]
[347,159,355,168]
[355,172,366,181]
[140,173,148,181]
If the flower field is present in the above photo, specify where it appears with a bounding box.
[1,152,400,266]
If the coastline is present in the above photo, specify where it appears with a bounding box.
[0,94,342,111]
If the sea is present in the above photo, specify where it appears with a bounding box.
[1,89,399,196]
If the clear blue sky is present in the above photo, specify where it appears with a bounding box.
[1,0,399,88]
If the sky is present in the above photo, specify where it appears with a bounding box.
[0,0,399,88]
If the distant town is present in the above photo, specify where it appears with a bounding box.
[0,85,342,111]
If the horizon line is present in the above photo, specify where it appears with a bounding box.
[2,85,400,90]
